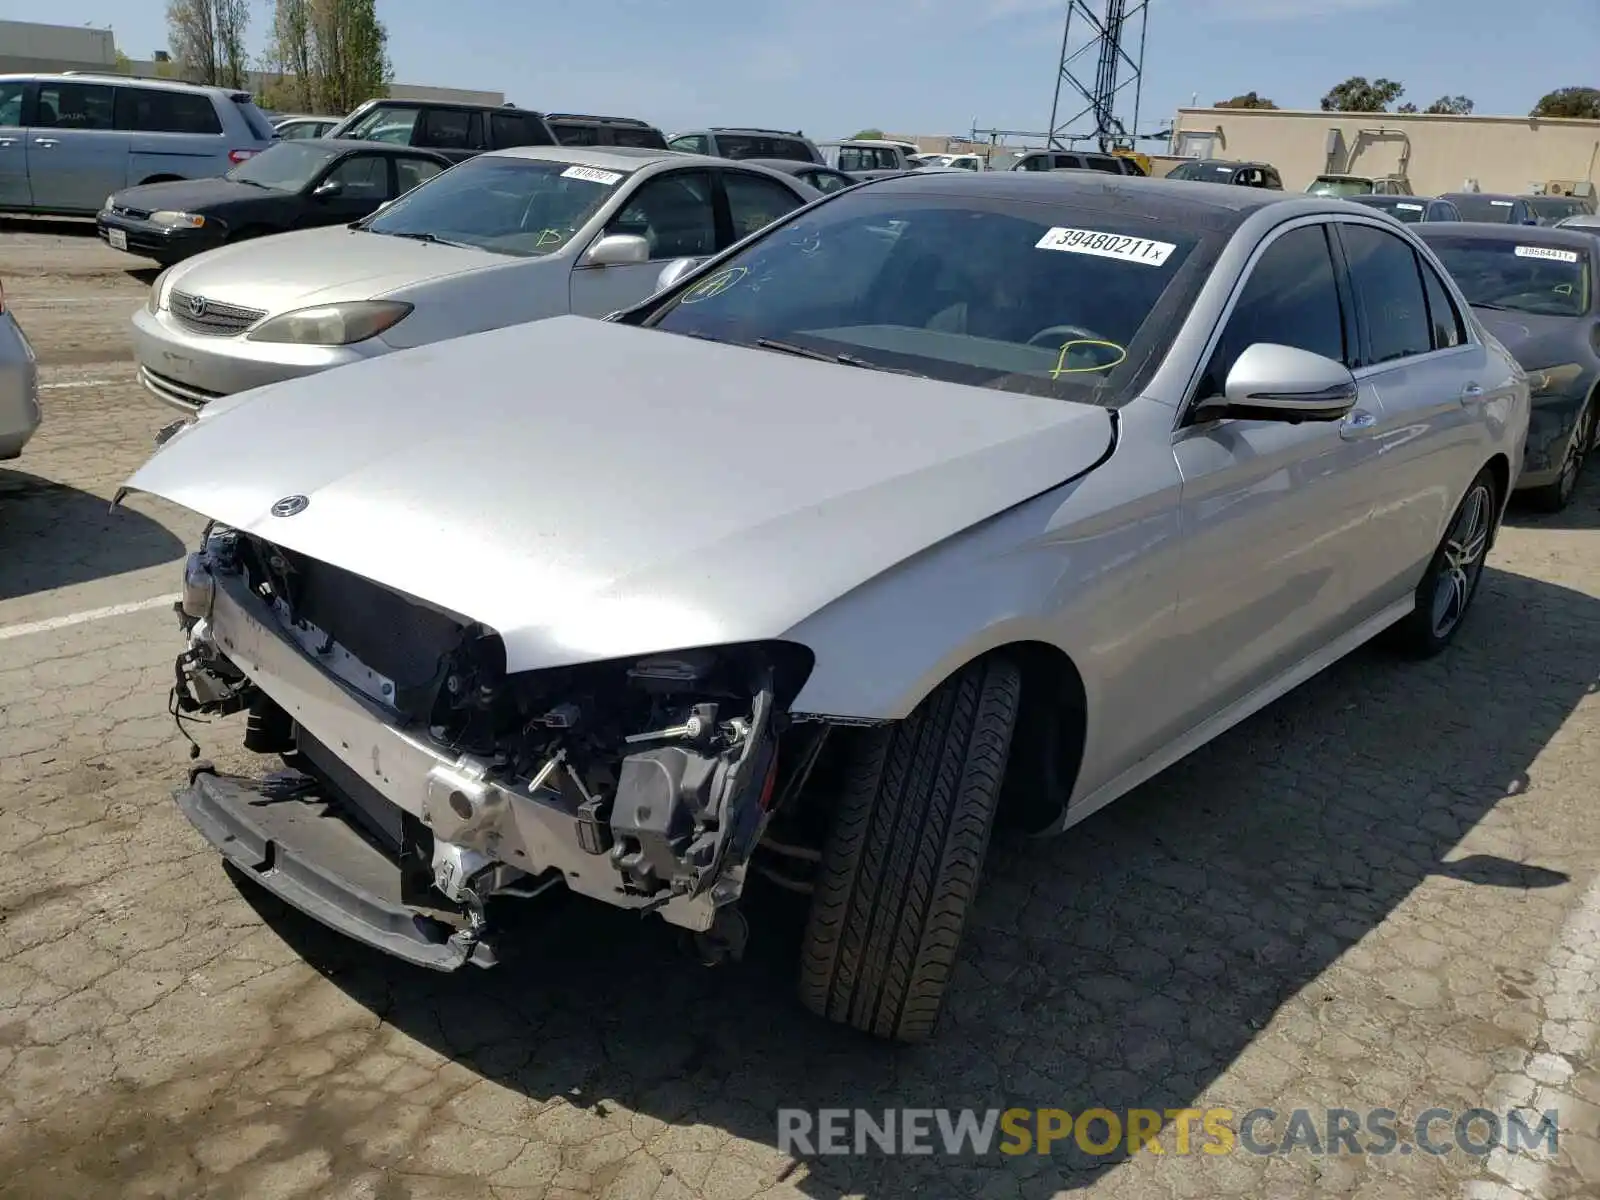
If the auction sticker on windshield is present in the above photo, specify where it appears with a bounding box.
[1398,203,1424,211]
[561,165,623,186]
[1036,227,1176,267]
[1491,200,1513,207]
[1515,245,1579,263]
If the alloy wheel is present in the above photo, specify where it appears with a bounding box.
[1556,402,1595,504]
[1430,483,1491,639]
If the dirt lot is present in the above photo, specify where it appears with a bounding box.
[1,220,1597,1200]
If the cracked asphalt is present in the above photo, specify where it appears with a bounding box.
[1,221,1598,1200]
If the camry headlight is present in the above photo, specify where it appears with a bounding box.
[1528,363,1584,397]
[147,266,172,314]
[101,194,114,213]
[150,210,207,229]
[246,301,414,346]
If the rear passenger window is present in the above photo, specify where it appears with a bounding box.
[1339,224,1433,365]
[0,83,24,127]
[722,171,805,240]
[669,134,709,155]
[613,126,666,149]
[114,88,222,134]
[553,123,598,146]
[1419,258,1467,350]
[36,83,114,130]
[418,109,483,151]
[1198,225,1347,398]
[490,112,549,148]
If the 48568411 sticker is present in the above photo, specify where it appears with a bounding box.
[1035,227,1177,267]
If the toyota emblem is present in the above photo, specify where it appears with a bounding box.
[188,293,207,317]
[270,494,309,518]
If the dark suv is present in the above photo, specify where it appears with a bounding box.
[327,99,556,162]
[667,127,823,165]
[1009,149,1146,176]
[1165,158,1283,189]
[546,113,667,150]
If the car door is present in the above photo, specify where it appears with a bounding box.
[568,167,717,317]
[1167,220,1388,725]
[1330,219,1491,610]
[30,80,122,212]
[0,79,28,208]
[301,152,393,225]
[718,168,808,244]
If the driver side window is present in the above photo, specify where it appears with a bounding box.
[606,170,715,259]
[1197,224,1348,399]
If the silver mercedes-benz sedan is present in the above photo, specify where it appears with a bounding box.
[0,284,42,461]
[119,172,1527,1042]
[129,145,820,412]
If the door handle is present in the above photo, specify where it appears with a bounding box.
[1461,382,1485,404]
[33,138,59,148]
[1340,409,1379,440]
[0,138,15,147]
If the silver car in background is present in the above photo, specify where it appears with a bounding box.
[130,145,820,411]
[0,281,41,460]
[121,175,1526,1042]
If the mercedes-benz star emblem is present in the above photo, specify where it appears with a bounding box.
[188,293,207,317]
[270,495,309,518]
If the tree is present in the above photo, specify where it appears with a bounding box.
[852,128,884,139]
[113,50,132,74]
[165,0,251,87]
[308,0,393,113]
[1320,76,1405,113]
[1423,95,1474,115]
[1531,86,1600,119]
[1214,91,1277,110]
[262,0,315,111]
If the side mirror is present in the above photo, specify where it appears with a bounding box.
[655,256,700,292]
[1192,343,1358,424]
[312,179,344,199]
[581,233,651,268]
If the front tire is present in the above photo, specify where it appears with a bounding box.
[799,656,1020,1042]
[1526,396,1595,513]
[1390,465,1497,658]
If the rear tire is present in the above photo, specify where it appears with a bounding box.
[799,656,1020,1042]
[1390,465,1497,658]
[1525,395,1595,513]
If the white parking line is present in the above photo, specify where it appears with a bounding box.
[1466,870,1600,1199]
[0,593,180,641]
[40,379,116,390]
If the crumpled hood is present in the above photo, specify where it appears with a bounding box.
[122,316,1116,672]
[1475,308,1596,377]
[161,225,500,314]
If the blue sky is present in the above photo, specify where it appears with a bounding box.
[8,0,1597,140]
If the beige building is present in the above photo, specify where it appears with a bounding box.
[0,19,502,110]
[1167,105,1600,197]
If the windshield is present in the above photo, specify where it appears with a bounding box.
[1425,238,1591,317]
[1449,195,1517,222]
[1307,177,1372,197]
[1359,197,1427,223]
[1528,197,1589,225]
[226,141,340,190]
[363,156,628,256]
[649,192,1211,405]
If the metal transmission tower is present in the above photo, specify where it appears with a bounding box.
[1045,0,1151,153]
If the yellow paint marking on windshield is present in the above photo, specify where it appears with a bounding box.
[535,229,563,247]
[681,266,748,303]
[1050,339,1126,378]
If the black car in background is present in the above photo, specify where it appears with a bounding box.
[1418,223,1600,511]
[97,139,453,266]
[1349,194,1462,223]
[546,113,668,149]
[325,98,557,162]
[738,157,860,194]
[1165,158,1283,189]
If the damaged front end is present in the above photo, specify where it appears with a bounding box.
[171,524,816,970]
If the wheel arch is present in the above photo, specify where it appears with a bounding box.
[1484,451,1511,549]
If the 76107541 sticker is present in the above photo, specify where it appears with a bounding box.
[1035,227,1177,267]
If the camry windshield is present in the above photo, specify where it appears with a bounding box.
[1450,195,1517,222]
[651,193,1209,403]
[226,142,340,190]
[1362,197,1427,223]
[362,157,629,256]
[1425,239,1591,317]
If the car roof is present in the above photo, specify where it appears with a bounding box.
[352,97,546,116]
[737,158,843,174]
[1439,192,1520,201]
[295,137,453,157]
[1182,158,1274,170]
[3,71,248,98]
[1413,222,1599,251]
[482,144,719,171]
[855,170,1346,228]
[704,126,809,137]
[1352,194,1436,203]
[546,113,659,128]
